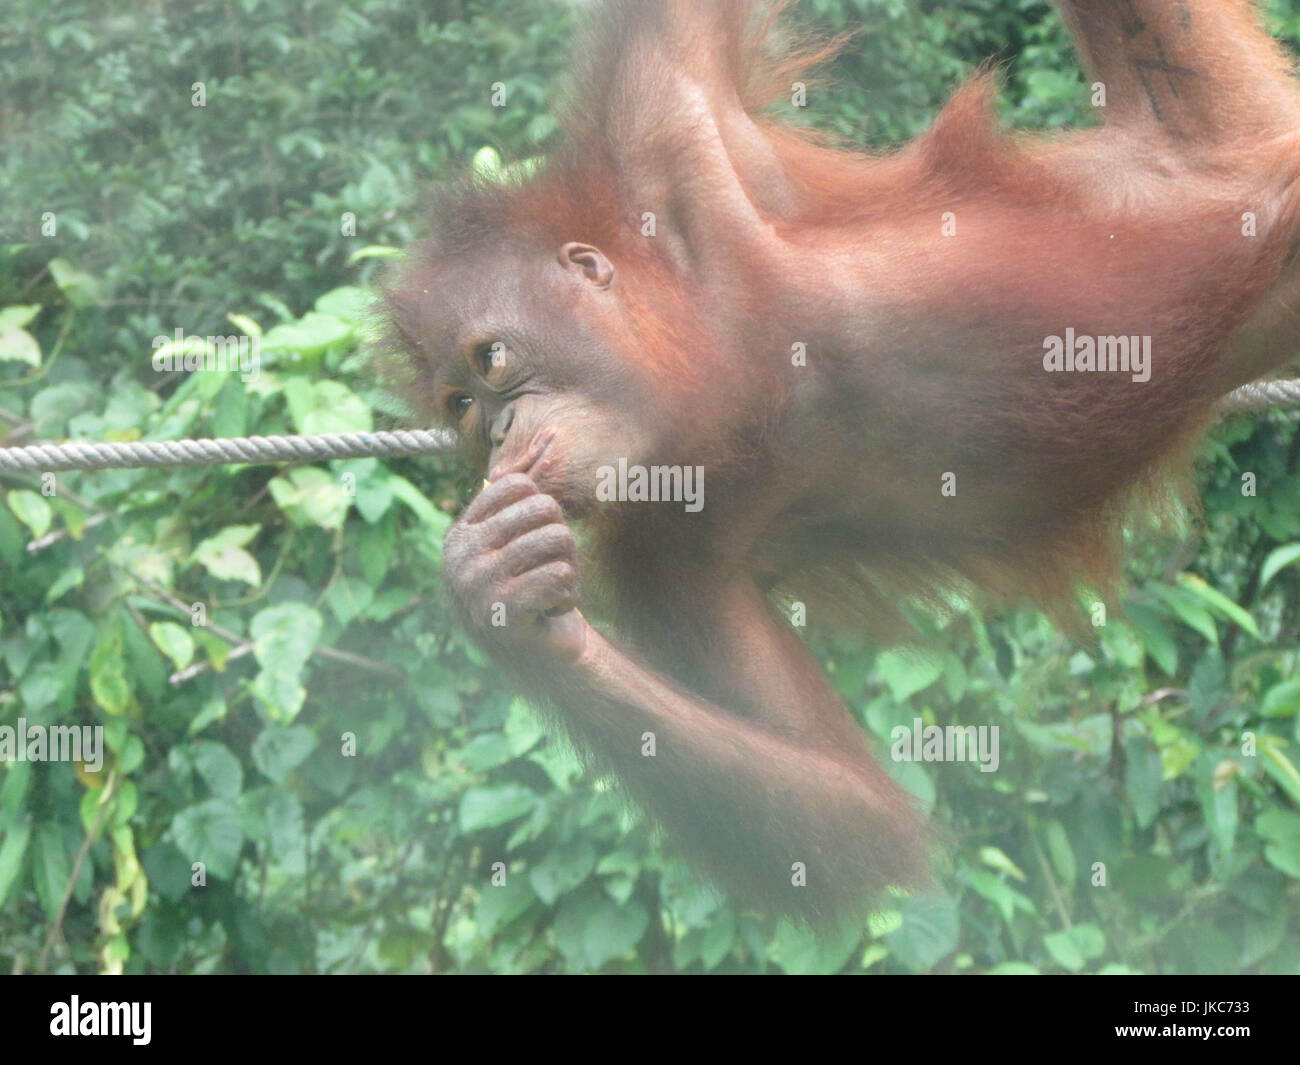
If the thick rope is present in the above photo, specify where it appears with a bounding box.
[1215,377,1300,415]
[0,428,456,473]
[0,378,1297,473]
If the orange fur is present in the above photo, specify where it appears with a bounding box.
[396,1,1300,631]
[383,2,1300,920]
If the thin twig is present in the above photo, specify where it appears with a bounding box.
[129,573,407,684]
[38,770,120,973]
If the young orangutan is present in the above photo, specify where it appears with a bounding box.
[385,0,1300,923]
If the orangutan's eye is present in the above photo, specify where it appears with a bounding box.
[448,392,474,419]
[476,341,504,375]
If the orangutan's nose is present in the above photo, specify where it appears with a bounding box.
[489,403,515,448]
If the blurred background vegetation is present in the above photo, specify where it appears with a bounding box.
[1,0,1299,974]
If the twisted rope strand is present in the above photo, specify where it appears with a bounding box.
[0,428,457,473]
[0,378,1297,473]
[1214,377,1300,415]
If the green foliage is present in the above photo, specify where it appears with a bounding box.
[1,0,1299,974]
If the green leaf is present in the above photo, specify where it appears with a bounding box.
[1197,759,1238,858]
[20,663,62,713]
[352,474,394,524]
[1259,543,1300,592]
[48,258,103,307]
[269,467,349,530]
[528,740,584,790]
[978,846,1026,881]
[89,615,131,715]
[0,505,23,567]
[194,631,232,673]
[1126,739,1163,829]
[323,575,374,626]
[191,741,244,800]
[249,604,323,721]
[0,325,40,365]
[696,908,737,969]
[1100,619,1143,669]
[504,698,544,756]
[459,784,535,832]
[0,305,40,329]
[658,861,722,926]
[346,245,404,265]
[1259,738,1300,810]
[251,725,317,784]
[553,891,649,970]
[884,893,960,971]
[30,381,98,437]
[187,695,228,736]
[475,874,537,936]
[148,621,195,670]
[314,286,373,324]
[1044,923,1106,972]
[1261,677,1300,718]
[6,490,51,538]
[33,823,73,918]
[1176,573,1261,640]
[0,762,29,817]
[1148,583,1218,645]
[529,841,597,904]
[44,563,83,604]
[225,312,262,338]
[964,869,1022,925]
[193,524,262,586]
[765,918,861,974]
[117,735,145,775]
[171,799,244,879]
[1125,603,1177,676]
[386,476,451,533]
[1160,736,1201,780]
[458,732,516,773]
[875,649,943,702]
[283,378,372,435]
[1042,820,1077,885]
[1255,808,1300,879]
[261,312,351,356]
[239,789,305,871]
[1043,930,1084,971]
[0,816,32,906]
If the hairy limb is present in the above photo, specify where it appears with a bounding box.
[1056,0,1300,137]
[558,616,929,922]
[443,475,928,922]
[563,0,803,268]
